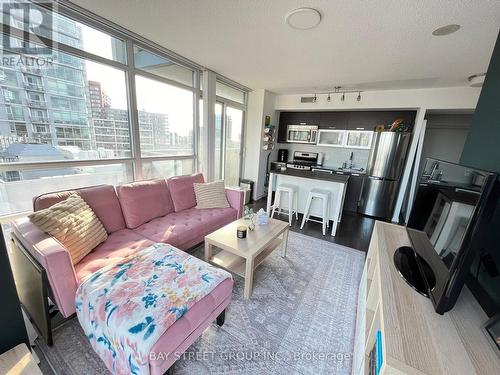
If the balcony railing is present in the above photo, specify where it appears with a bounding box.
[21,67,42,75]
[31,117,50,124]
[7,114,25,121]
[24,82,44,91]
[28,100,47,108]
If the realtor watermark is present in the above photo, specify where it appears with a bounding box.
[1,0,54,55]
[1,0,57,67]
[150,350,352,365]
[1,55,54,67]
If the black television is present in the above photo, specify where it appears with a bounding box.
[395,158,498,314]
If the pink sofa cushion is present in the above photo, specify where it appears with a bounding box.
[117,179,174,229]
[74,229,155,283]
[168,173,204,212]
[133,207,238,250]
[33,185,126,234]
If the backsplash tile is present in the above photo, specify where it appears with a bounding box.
[276,142,370,169]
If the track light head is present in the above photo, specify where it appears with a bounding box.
[327,93,331,102]
[341,93,345,102]
[357,92,361,101]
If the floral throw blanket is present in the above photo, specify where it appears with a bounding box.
[75,243,231,375]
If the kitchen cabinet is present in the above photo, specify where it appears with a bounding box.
[277,123,287,143]
[319,112,348,130]
[279,111,320,126]
[347,111,380,130]
[317,129,347,147]
[277,110,416,144]
[346,130,373,149]
[347,111,417,131]
[344,173,364,212]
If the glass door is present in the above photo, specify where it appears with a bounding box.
[223,106,243,186]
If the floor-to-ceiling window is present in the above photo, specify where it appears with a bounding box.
[214,81,246,187]
[224,106,243,186]
[0,1,203,218]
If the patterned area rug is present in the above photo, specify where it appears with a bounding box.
[36,231,365,375]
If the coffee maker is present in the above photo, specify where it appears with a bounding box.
[277,149,288,163]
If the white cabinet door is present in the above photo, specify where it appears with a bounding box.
[317,130,347,147]
[346,131,373,149]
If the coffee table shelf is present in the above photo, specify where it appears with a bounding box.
[209,237,282,277]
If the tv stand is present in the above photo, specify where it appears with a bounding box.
[393,246,436,297]
[352,222,500,375]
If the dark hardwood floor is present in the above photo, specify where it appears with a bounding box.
[249,197,377,253]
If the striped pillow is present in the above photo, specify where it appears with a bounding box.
[193,180,230,209]
[28,194,108,265]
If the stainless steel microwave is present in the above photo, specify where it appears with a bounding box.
[286,125,318,144]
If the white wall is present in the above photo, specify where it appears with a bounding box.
[275,86,481,111]
[243,89,264,191]
[243,89,277,200]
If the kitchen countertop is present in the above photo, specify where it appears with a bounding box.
[271,169,350,183]
[312,166,366,175]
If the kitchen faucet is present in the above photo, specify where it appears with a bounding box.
[423,161,440,179]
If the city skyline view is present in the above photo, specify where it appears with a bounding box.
[0,7,195,171]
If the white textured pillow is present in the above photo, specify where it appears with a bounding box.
[193,180,230,209]
[28,194,108,265]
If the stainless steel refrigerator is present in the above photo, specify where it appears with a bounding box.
[358,132,411,219]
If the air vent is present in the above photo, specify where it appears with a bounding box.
[301,96,315,103]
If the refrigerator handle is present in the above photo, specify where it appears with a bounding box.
[368,176,384,180]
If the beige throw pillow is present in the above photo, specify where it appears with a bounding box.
[28,194,108,265]
[193,180,230,209]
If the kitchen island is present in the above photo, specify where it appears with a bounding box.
[266,169,349,236]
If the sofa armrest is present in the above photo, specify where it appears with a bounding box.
[225,188,245,218]
[12,217,78,318]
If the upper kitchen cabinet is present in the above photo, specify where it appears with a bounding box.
[347,111,381,130]
[347,111,417,130]
[346,130,373,149]
[319,112,348,130]
[279,111,320,126]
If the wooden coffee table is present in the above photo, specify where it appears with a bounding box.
[204,217,289,299]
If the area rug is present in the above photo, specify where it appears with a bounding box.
[36,231,365,375]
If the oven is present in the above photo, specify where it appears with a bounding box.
[286,125,318,144]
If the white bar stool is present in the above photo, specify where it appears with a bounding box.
[271,184,298,226]
[301,188,331,235]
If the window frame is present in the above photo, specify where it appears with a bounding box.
[0,0,201,189]
[0,1,250,218]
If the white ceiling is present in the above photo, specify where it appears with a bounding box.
[72,0,500,93]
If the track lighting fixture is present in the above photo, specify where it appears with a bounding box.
[327,93,331,102]
[313,93,317,103]
[341,92,345,101]
[357,92,361,101]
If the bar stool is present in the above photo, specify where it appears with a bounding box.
[301,189,330,235]
[271,184,298,226]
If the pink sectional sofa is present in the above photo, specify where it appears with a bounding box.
[10,173,244,348]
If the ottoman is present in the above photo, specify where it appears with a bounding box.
[75,243,233,375]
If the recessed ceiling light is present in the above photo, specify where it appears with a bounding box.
[432,24,461,36]
[286,8,321,30]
